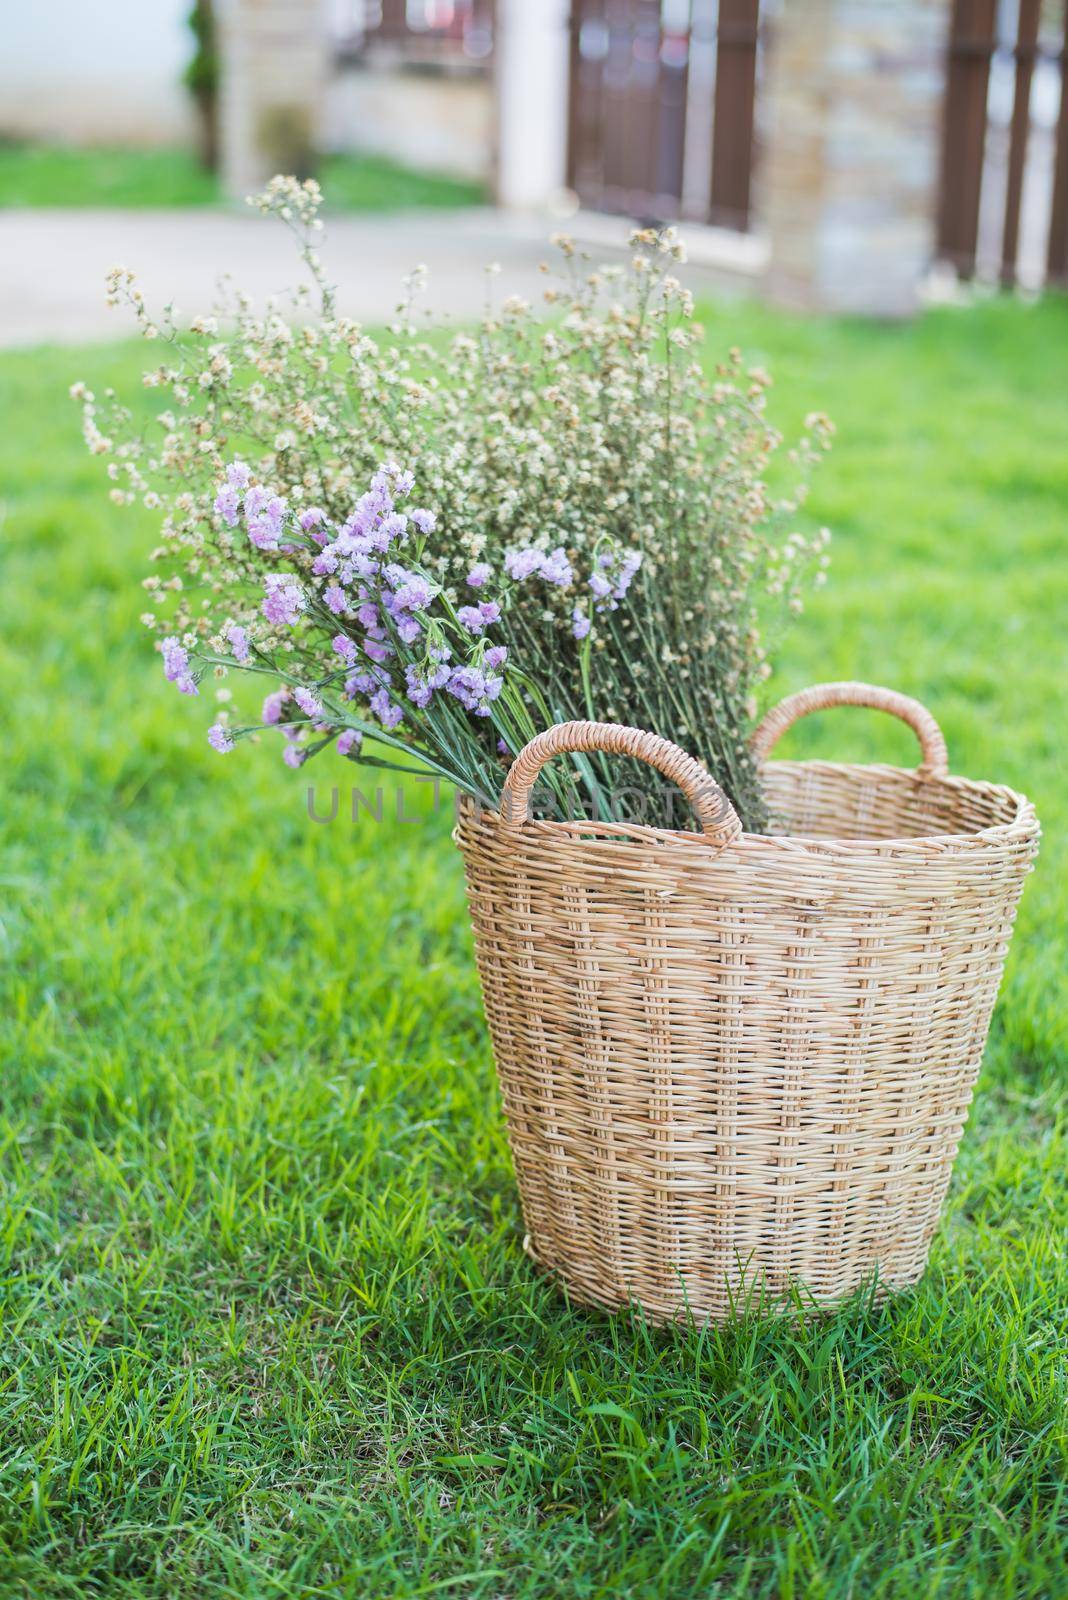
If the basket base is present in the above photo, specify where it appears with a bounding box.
[521,1231,925,1326]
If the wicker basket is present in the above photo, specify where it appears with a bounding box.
[456,682,1039,1322]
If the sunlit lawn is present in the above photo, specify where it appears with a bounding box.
[0,141,486,211]
[0,291,1065,1596]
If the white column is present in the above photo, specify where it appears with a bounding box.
[494,0,572,211]
[216,0,330,201]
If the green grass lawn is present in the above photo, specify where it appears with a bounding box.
[0,141,486,211]
[0,293,1066,1597]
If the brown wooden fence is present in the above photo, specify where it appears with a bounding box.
[567,0,761,230]
[938,0,1068,287]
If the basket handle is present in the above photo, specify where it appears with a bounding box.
[501,720,743,846]
[751,681,949,776]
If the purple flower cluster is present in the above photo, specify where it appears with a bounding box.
[299,469,443,726]
[214,464,291,553]
[589,547,643,609]
[304,465,513,731]
[226,623,251,664]
[457,600,501,635]
[245,487,287,550]
[262,687,291,725]
[504,545,573,587]
[443,663,504,715]
[405,657,452,710]
[161,636,197,696]
[293,686,322,718]
[262,575,305,627]
[369,686,403,729]
[207,459,517,761]
[571,606,591,641]
[212,461,249,527]
[207,722,234,753]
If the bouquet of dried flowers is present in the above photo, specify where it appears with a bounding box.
[76,176,831,830]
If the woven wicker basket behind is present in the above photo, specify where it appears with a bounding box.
[456,683,1039,1323]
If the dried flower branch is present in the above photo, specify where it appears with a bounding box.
[76,176,832,830]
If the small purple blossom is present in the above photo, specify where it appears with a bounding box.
[161,637,197,696]
[299,506,325,532]
[324,584,347,615]
[353,482,388,524]
[457,599,501,634]
[589,546,642,610]
[226,462,251,490]
[333,633,357,665]
[226,623,251,664]
[446,664,501,714]
[379,512,409,546]
[383,565,435,613]
[213,486,240,527]
[294,687,322,718]
[466,561,492,588]
[283,744,304,769]
[411,507,436,535]
[504,547,544,581]
[445,665,481,709]
[207,722,235,753]
[363,635,392,664]
[345,667,388,698]
[484,645,508,669]
[161,637,186,678]
[540,547,573,587]
[336,729,361,756]
[572,606,591,640]
[504,545,572,587]
[262,575,304,627]
[248,494,287,550]
[614,549,643,599]
[262,687,291,725]
[405,664,434,709]
[457,605,490,635]
[369,687,404,729]
[356,602,378,629]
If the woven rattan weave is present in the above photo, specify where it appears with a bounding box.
[455,682,1039,1322]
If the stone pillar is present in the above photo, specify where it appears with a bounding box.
[216,0,329,200]
[495,0,571,210]
[761,0,947,315]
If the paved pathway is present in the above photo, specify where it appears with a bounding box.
[0,206,754,347]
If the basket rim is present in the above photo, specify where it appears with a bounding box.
[459,760,1039,858]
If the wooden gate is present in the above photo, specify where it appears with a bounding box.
[938,0,1068,287]
[567,0,761,231]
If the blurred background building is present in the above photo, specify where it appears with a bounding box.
[2,0,1067,316]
